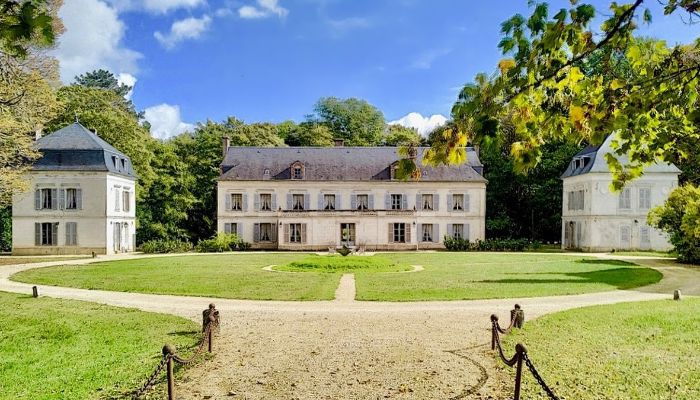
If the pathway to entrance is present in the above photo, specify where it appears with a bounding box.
[0,253,696,399]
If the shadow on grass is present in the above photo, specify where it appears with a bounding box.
[479,267,663,290]
[575,259,636,266]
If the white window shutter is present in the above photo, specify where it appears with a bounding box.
[465,224,471,241]
[51,223,58,245]
[416,194,421,209]
[286,194,293,210]
[385,194,390,210]
[318,193,324,210]
[417,223,422,240]
[242,194,248,211]
[402,195,407,210]
[434,194,439,211]
[388,223,393,242]
[447,224,454,237]
[271,194,277,210]
[304,194,310,210]
[225,193,231,210]
[34,190,41,210]
[224,223,231,234]
[283,224,290,243]
[434,224,440,242]
[254,194,260,211]
[59,189,65,210]
[350,195,357,210]
[336,194,341,210]
[35,223,40,245]
[368,194,374,210]
[405,223,411,242]
[464,194,470,212]
[76,188,83,210]
[301,224,307,243]
[51,188,58,210]
[253,223,260,242]
[447,194,453,211]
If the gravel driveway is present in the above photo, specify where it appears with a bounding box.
[1,253,693,399]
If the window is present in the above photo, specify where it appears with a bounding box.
[640,226,651,247]
[356,194,369,210]
[567,190,585,211]
[114,188,121,212]
[324,194,336,210]
[40,188,54,210]
[65,188,78,210]
[259,223,272,242]
[340,223,356,245]
[224,223,238,235]
[65,222,77,246]
[391,194,403,210]
[230,194,243,211]
[289,223,302,243]
[123,190,131,212]
[639,188,651,210]
[421,194,434,211]
[392,223,406,243]
[293,194,305,210]
[35,222,57,246]
[618,188,632,210]
[260,193,272,211]
[292,166,303,180]
[452,224,464,239]
[620,225,631,247]
[421,224,433,242]
[452,194,464,211]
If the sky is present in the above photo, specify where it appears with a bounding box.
[52,0,700,139]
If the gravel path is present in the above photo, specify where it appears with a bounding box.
[1,253,696,399]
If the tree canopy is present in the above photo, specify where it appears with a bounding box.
[74,69,132,98]
[309,97,386,146]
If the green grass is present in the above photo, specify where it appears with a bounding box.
[12,253,663,301]
[0,291,199,399]
[275,255,412,273]
[0,256,90,266]
[501,299,700,399]
[12,253,341,300]
[354,253,662,301]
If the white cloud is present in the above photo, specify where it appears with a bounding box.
[238,0,288,19]
[107,0,205,14]
[389,112,448,136]
[144,104,194,139]
[154,15,212,49]
[117,72,137,100]
[53,0,141,83]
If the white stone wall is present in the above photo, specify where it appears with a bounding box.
[217,180,487,250]
[561,172,678,251]
[12,171,136,255]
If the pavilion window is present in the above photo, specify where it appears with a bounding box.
[421,224,433,242]
[452,194,464,211]
[260,193,272,211]
[421,194,434,210]
[356,194,369,210]
[391,194,403,210]
[293,194,305,210]
[231,194,243,211]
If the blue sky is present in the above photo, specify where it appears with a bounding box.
[53,0,700,138]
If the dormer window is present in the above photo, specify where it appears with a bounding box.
[291,162,304,180]
[121,159,126,170]
[390,162,399,180]
[112,155,117,168]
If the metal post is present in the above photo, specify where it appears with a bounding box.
[208,315,215,353]
[514,343,527,400]
[490,314,499,350]
[32,286,38,298]
[163,345,175,400]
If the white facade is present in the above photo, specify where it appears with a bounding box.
[12,172,136,255]
[561,136,680,252]
[217,181,486,250]
[11,122,137,255]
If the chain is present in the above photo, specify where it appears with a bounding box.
[523,353,560,400]
[132,354,170,399]
[172,323,212,365]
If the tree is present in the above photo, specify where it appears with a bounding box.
[0,0,63,58]
[426,1,699,190]
[284,122,334,147]
[74,69,132,97]
[649,185,700,263]
[385,124,421,146]
[309,97,386,146]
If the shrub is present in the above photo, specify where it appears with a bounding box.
[648,184,700,264]
[443,237,541,252]
[140,239,192,254]
[337,245,352,256]
[278,255,410,272]
[195,233,241,253]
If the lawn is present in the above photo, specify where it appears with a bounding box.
[500,299,700,400]
[0,255,90,266]
[12,253,341,300]
[275,254,411,273]
[354,253,662,301]
[0,291,199,399]
[607,250,676,258]
[11,253,662,301]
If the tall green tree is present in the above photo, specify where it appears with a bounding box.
[284,122,334,146]
[0,0,62,58]
[309,97,386,146]
[385,124,422,146]
[74,69,132,98]
[649,185,700,263]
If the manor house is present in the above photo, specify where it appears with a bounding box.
[217,141,487,250]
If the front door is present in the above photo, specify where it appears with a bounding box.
[114,222,122,252]
[340,223,356,247]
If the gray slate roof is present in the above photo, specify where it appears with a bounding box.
[220,146,485,182]
[561,134,680,179]
[32,122,137,178]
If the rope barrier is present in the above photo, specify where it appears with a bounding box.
[132,305,220,399]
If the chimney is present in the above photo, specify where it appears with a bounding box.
[333,138,345,147]
[34,128,42,141]
[222,136,230,158]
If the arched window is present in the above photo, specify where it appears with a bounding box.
[291,162,304,180]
